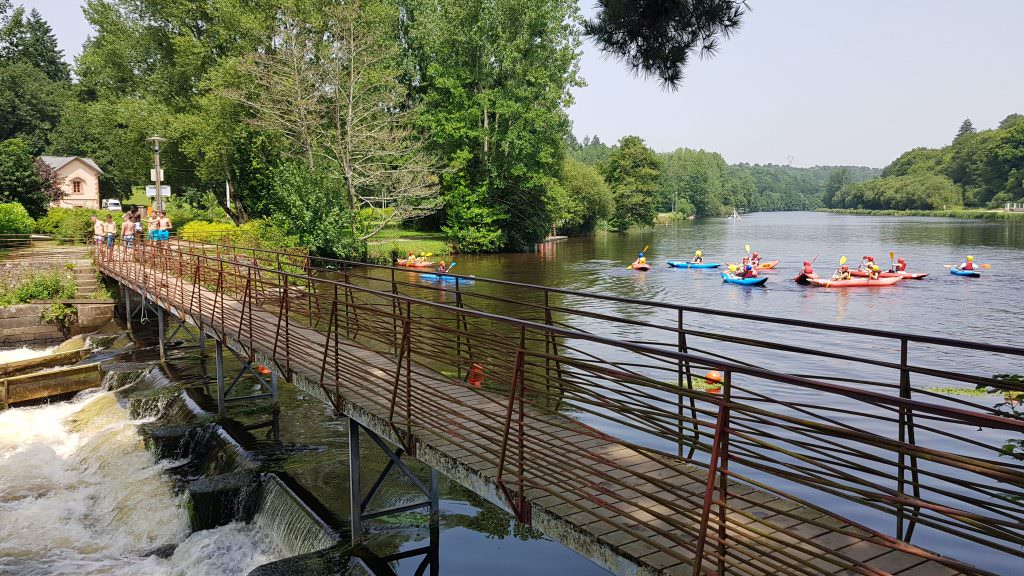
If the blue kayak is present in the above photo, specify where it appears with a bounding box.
[667,260,721,269]
[950,268,981,278]
[419,273,475,284]
[721,272,768,286]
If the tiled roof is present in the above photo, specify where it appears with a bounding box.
[38,156,104,174]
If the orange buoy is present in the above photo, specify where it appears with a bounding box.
[257,364,271,376]
[704,370,723,383]
[467,363,484,388]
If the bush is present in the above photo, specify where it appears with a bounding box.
[0,202,35,235]
[35,207,122,242]
[0,269,77,306]
[178,219,300,250]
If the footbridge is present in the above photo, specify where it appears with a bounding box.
[94,238,1024,576]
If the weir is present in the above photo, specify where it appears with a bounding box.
[93,238,1024,576]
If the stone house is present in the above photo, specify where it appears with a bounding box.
[39,156,103,209]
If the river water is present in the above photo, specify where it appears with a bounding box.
[1,212,1021,575]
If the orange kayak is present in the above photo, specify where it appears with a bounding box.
[397,259,436,268]
[727,259,780,270]
[808,276,902,288]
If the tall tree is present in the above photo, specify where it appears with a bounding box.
[0,137,64,217]
[602,135,659,230]
[585,0,745,88]
[405,0,583,251]
[955,118,976,142]
[230,1,439,242]
[0,4,69,82]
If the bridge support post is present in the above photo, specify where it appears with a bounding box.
[198,325,206,358]
[123,285,132,330]
[215,339,225,416]
[348,418,440,562]
[157,306,165,362]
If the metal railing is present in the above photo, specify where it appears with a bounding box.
[89,236,1023,576]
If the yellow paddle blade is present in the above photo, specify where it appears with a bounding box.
[840,256,847,265]
[745,244,750,253]
[982,263,992,269]
[425,253,432,257]
[889,251,895,260]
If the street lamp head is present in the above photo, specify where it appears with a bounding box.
[146,135,166,150]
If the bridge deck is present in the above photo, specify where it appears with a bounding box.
[101,253,971,576]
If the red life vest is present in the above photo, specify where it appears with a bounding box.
[963,262,974,270]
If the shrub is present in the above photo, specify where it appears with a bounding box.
[40,303,78,337]
[0,202,35,235]
[0,269,77,306]
[178,219,300,250]
[35,207,122,243]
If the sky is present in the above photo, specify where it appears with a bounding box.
[17,0,1024,168]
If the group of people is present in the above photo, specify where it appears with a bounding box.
[690,249,762,279]
[91,207,172,250]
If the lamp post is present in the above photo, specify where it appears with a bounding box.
[146,135,166,213]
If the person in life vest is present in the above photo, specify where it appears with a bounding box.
[741,256,750,268]
[860,255,875,272]
[751,251,761,267]
[958,255,976,271]
[895,257,907,272]
[801,260,816,279]
[741,264,758,279]
[437,261,447,273]
[631,252,647,268]
[692,250,703,264]
[833,264,852,281]
[868,264,882,280]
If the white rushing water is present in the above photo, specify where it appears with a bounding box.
[0,345,57,365]
[0,390,283,576]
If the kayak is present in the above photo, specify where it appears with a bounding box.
[721,272,768,286]
[793,272,819,285]
[950,268,981,278]
[807,276,902,288]
[397,259,436,268]
[727,259,780,270]
[419,273,475,284]
[851,269,928,280]
[667,260,721,269]
[629,263,652,271]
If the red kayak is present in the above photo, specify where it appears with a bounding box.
[850,269,928,280]
[808,276,902,288]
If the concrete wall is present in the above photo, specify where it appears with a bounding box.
[0,302,115,346]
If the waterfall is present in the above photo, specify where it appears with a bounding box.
[253,474,339,557]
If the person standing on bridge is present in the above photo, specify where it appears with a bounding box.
[120,213,135,249]
[157,211,172,241]
[91,215,103,246]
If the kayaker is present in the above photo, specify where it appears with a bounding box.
[751,251,761,267]
[741,256,750,268]
[832,265,852,281]
[895,257,907,272]
[958,255,976,271]
[868,265,882,280]
[741,264,758,279]
[859,255,875,272]
[801,260,815,278]
[632,252,647,268]
[437,261,447,273]
[692,250,703,264]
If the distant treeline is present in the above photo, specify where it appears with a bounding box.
[568,135,880,218]
[824,114,1024,211]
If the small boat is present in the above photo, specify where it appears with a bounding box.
[721,272,767,286]
[397,259,436,268]
[667,260,721,269]
[419,273,474,284]
[850,269,928,280]
[950,268,981,278]
[727,259,780,270]
[629,263,652,271]
[807,276,902,288]
[793,272,819,285]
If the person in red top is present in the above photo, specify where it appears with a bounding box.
[860,255,875,272]
[892,257,907,272]
[959,256,975,271]
[750,251,761,267]
[741,264,758,279]
[801,260,815,278]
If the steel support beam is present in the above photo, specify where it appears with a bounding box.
[215,339,225,416]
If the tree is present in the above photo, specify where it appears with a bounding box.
[547,157,613,235]
[0,4,69,82]
[585,0,745,88]
[602,136,659,230]
[406,0,583,251]
[823,168,850,208]
[0,137,63,217]
[230,1,439,242]
[955,118,976,142]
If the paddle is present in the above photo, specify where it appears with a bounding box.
[944,263,991,269]
[889,251,895,272]
[446,262,457,274]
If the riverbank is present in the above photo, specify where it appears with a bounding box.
[817,207,1024,220]
[365,228,451,263]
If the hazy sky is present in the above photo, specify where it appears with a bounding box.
[19,0,1024,168]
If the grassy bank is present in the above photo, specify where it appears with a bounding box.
[366,228,451,263]
[817,208,1024,220]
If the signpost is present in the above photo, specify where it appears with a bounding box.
[146,135,166,212]
[145,185,171,197]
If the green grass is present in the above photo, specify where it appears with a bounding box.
[818,208,1024,220]
[923,387,994,397]
[366,227,451,263]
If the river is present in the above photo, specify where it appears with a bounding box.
[1,212,1021,575]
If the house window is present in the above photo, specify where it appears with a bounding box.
[72,180,83,195]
